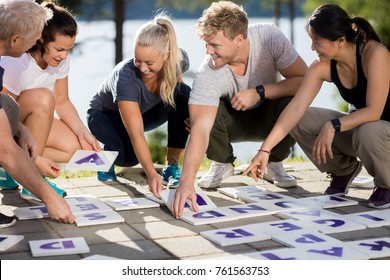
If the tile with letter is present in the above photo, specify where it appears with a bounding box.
[344,209,390,228]
[217,185,265,199]
[297,195,358,209]
[242,244,368,260]
[67,199,114,215]
[160,186,216,213]
[271,230,342,248]
[180,208,239,226]
[200,223,271,246]
[75,211,124,227]
[0,234,24,252]
[276,208,343,220]
[82,254,122,260]
[219,203,277,219]
[103,197,161,211]
[291,218,366,234]
[344,237,390,259]
[29,237,90,257]
[65,150,118,172]
[238,190,294,203]
[13,205,49,220]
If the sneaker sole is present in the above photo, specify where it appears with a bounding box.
[20,191,67,202]
[324,161,363,196]
[367,201,390,209]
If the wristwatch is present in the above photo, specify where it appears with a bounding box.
[255,85,265,101]
[330,118,341,133]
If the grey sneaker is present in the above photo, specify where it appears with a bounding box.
[263,162,297,188]
[324,161,362,196]
[197,161,234,189]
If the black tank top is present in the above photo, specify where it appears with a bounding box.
[331,42,390,121]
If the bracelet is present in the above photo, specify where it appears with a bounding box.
[258,149,271,155]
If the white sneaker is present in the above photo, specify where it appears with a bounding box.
[197,161,234,189]
[263,161,297,188]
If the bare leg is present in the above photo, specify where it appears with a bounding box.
[166,147,184,165]
[44,118,81,162]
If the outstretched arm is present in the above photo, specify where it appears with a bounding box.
[172,104,218,219]
[0,111,75,223]
[244,60,325,178]
[54,78,101,151]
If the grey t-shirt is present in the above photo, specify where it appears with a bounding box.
[89,49,189,113]
[189,23,299,107]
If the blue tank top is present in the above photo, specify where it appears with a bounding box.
[331,42,390,121]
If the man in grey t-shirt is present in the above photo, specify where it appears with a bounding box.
[171,1,307,218]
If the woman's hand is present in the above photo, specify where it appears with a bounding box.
[77,127,102,151]
[312,121,336,164]
[148,171,165,199]
[34,156,61,178]
[242,149,270,181]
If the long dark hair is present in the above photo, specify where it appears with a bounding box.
[307,4,381,43]
[28,1,77,56]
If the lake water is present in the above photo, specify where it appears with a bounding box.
[68,18,340,162]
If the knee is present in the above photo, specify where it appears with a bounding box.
[353,122,388,150]
[20,88,55,116]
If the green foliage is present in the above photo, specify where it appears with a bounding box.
[303,0,390,48]
[147,129,167,164]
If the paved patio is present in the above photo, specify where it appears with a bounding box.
[0,161,389,260]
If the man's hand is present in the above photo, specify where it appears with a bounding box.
[16,122,38,160]
[148,172,165,200]
[45,195,76,224]
[230,88,260,111]
[171,182,199,219]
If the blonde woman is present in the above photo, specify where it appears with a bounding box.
[87,14,191,195]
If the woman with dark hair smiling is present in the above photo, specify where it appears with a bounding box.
[244,4,390,209]
[0,1,100,201]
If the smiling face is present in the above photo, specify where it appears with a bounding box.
[133,45,168,80]
[42,33,75,67]
[204,30,241,68]
[308,26,341,62]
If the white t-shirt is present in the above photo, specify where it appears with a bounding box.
[0,53,69,95]
[189,23,299,107]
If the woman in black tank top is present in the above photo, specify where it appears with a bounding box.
[244,4,390,209]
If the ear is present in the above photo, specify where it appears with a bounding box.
[235,34,244,47]
[163,51,170,61]
[9,34,20,48]
[338,36,347,48]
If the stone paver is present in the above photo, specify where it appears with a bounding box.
[1,161,389,260]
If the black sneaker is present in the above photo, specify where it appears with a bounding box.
[367,186,390,209]
[0,213,17,229]
[324,161,363,196]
